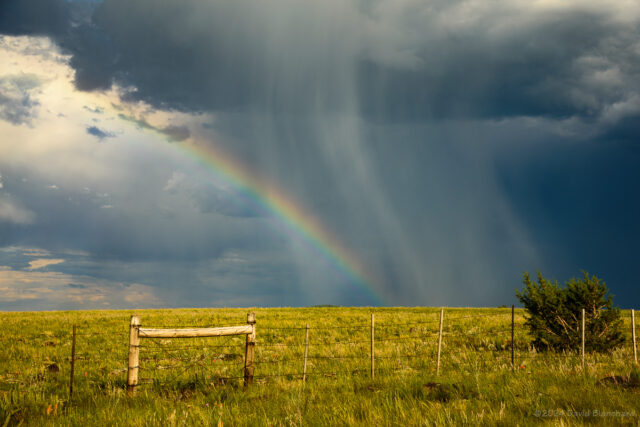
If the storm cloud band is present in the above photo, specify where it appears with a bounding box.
[1,0,639,309]
[1,0,639,127]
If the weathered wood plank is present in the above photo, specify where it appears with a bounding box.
[244,313,256,386]
[139,325,252,338]
[632,309,637,365]
[69,325,76,399]
[436,308,444,376]
[581,308,585,370]
[371,313,375,379]
[127,316,141,395]
[303,323,309,382]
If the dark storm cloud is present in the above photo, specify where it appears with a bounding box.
[86,125,115,140]
[67,283,86,289]
[0,0,71,37]
[2,0,639,130]
[2,0,639,308]
[161,125,190,142]
[115,114,190,142]
[348,5,640,140]
[0,168,282,264]
[0,0,113,91]
[359,12,638,121]
[495,137,640,304]
[599,113,640,142]
[102,1,638,127]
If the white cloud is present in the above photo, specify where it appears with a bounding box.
[0,73,42,126]
[0,195,35,224]
[0,246,52,257]
[23,248,51,257]
[163,171,186,192]
[0,267,163,308]
[601,95,640,124]
[123,283,163,304]
[26,258,65,270]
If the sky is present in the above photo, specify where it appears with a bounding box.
[0,0,639,310]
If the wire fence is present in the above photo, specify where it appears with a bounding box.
[0,308,637,395]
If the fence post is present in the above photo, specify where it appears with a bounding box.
[302,323,309,382]
[370,313,375,379]
[581,308,585,370]
[436,308,444,376]
[511,305,515,371]
[127,315,141,395]
[244,312,256,387]
[632,309,637,365]
[69,325,76,399]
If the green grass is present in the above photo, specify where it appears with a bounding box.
[1,307,638,425]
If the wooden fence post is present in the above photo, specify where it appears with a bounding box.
[127,315,141,395]
[511,305,515,371]
[302,324,309,382]
[581,308,585,370]
[436,308,444,376]
[632,309,637,365]
[370,313,375,379]
[69,325,76,399]
[244,312,256,387]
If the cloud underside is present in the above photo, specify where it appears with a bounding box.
[26,258,65,270]
[0,73,41,125]
[0,246,355,309]
[0,1,639,309]
[86,125,114,140]
[0,0,638,130]
[0,267,162,309]
[0,195,35,224]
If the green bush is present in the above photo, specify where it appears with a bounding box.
[516,271,624,352]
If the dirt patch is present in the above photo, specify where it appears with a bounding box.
[599,374,640,389]
[46,363,60,373]
[421,382,479,402]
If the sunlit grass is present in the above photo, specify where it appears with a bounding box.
[1,307,638,425]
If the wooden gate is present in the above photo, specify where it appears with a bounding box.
[126,312,256,394]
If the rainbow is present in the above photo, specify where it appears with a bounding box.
[117,113,384,305]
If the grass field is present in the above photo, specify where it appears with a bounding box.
[1,307,638,426]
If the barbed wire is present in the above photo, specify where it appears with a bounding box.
[141,354,245,362]
[444,313,527,322]
[376,320,430,328]
[260,320,441,331]
[141,361,246,371]
[74,332,129,337]
[137,368,365,385]
[442,329,512,337]
[2,311,636,392]
[141,342,245,350]
[136,351,545,386]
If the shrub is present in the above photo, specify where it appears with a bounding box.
[516,271,624,352]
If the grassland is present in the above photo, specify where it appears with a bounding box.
[1,307,638,426]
